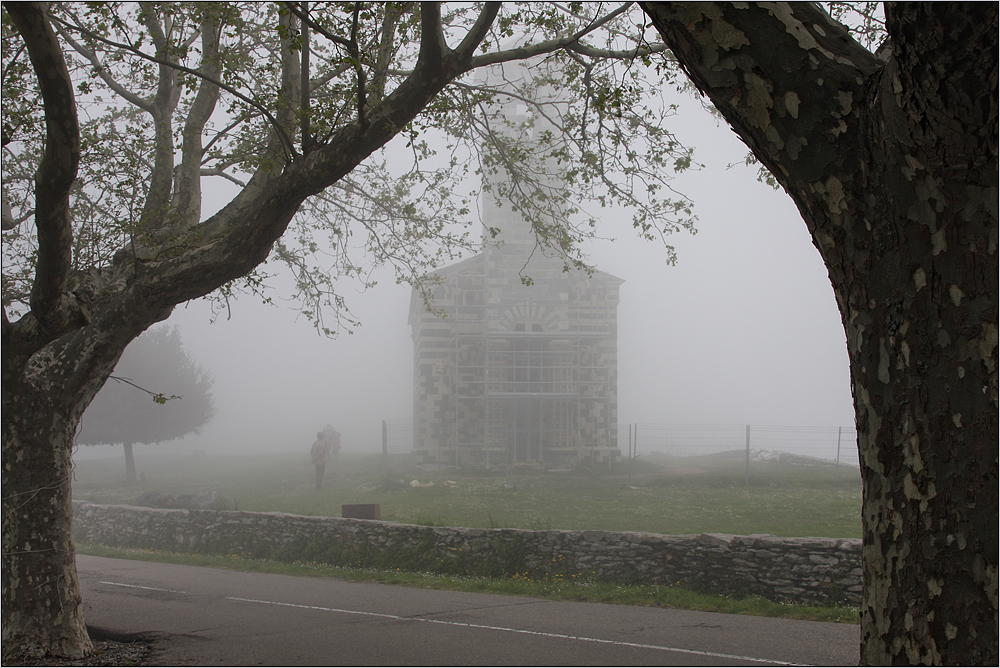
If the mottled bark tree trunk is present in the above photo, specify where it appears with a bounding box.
[641,2,998,664]
[2,393,92,660]
[1,323,143,660]
[3,301,167,661]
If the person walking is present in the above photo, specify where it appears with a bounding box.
[310,432,329,489]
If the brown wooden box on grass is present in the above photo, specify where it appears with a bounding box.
[341,503,381,520]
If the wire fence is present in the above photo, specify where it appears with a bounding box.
[625,423,858,464]
[621,423,859,485]
[382,418,860,484]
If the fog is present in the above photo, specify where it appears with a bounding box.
[75,92,854,461]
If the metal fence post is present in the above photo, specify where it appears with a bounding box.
[836,426,843,478]
[745,424,751,487]
[628,424,634,487]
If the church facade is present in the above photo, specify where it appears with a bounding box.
[408,216,623,470]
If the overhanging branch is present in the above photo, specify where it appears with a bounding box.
[46,11,298,160]
[464,2,634,71]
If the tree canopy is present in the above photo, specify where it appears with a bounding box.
[2,2,697,333]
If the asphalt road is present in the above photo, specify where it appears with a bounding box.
[78,555,859,666]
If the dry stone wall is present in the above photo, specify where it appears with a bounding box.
[72,501,861,606]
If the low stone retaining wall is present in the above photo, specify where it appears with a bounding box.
[72,501,862,606]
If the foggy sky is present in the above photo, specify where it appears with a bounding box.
[76,90,855,459]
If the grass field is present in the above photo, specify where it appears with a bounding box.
[72,449,862,538]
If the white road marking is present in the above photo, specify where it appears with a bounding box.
[226,596,806,666]
[101,581,186,594]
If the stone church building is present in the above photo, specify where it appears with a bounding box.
[408,59,624,471]
[408,220,624,470]
[408,77,623,469]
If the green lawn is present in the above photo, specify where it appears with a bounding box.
[72,450,862,538]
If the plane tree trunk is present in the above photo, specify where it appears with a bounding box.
[640,3,998,664]
[2,292,165,658]
[3,381,93,660]
[3,293,173,660]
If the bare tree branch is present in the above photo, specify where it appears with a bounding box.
[282,2,353,49]
[350,3,367,129]
[369,3,410,106]
[54,24,154,113]
[46,10,298,159]
[199,168,247,188]
[463,2,633,71]
[2,201,34,231]
[170,13,222,227]
[299,2,312,153]
[6,2,81,334]
[138,7,181,228]
[566,40,670,60]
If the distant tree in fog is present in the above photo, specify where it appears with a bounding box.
[76,326,215,483]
